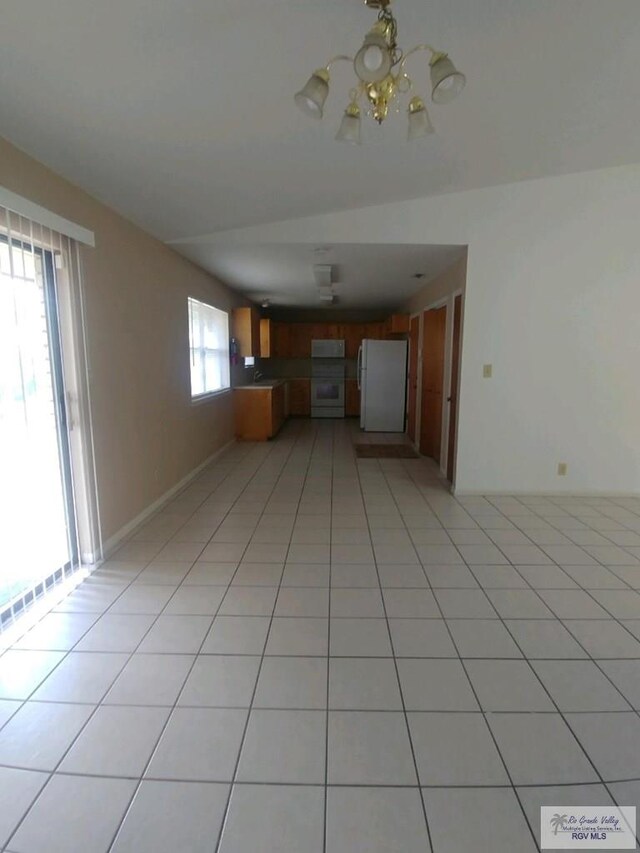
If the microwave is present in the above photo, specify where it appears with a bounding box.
[311,339,345,358]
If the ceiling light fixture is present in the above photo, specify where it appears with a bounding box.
[295,0,465,144]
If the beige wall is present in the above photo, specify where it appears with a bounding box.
[403,253,467,315]
[0,136,250,544]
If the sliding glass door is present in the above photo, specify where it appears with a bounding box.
[0,232,77,622]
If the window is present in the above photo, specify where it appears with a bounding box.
[188,297,230,398]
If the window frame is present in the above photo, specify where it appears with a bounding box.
[187,296,231,402]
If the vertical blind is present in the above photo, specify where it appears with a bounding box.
[0,204,82,622]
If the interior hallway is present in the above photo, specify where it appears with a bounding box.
[1,419,640,852]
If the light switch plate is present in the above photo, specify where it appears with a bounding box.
[557,462,568,476]
[483,364,493,379]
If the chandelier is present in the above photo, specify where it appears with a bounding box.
[295,0,466,144]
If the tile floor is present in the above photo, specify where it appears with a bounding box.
[1,419,640,851]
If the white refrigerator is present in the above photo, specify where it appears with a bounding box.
[358,339,408,432]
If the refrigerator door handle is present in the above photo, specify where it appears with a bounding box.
[356,345,363,390]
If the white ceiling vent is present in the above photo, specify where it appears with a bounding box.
[317,286,335,303]
[314,264,335,303]
[313,264,333,288]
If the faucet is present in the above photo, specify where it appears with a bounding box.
[254,370,263,383]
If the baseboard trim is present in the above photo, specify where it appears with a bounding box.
[453,488,640,498]
[100,439,235,559]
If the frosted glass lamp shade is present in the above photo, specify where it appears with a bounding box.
[336,108,362,144]
[354,34,392,83]
[430,55,465,104]
[407,97,434,140]
[295,71,330,119]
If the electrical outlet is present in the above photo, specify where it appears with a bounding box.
[557,463,568,476]
[483,364,493,379]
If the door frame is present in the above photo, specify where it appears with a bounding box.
[408,289,465,489]
[446,292,464,485]
[407,313,421,445]
[42,244,79,569]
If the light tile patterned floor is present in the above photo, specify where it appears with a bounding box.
[1,419,640,851]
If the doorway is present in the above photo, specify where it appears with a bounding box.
[419,305,447,461]
[0,232,78,619]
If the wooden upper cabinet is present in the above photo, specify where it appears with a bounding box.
[260,318,271,358]
[308,323,328,340]
[290,324,312,358]
[343,324,365,358]
[232,306,261,357]
[303,322,339,341]
[388,314,410,334]
[365,322,384,340]
[272,322,291,358]
[259,319,292,358]
[258,318,406,361]
[326,324,339,340]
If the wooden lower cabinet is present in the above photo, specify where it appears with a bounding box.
[234,383,287,441]
[289,379,310,416]
[345,379,360,417]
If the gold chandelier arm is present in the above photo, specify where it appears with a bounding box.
[398,44,443,74]
[325,54,354,71]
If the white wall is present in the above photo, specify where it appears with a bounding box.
[201,164,640,494]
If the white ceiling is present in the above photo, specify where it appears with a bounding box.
[1,1,639,308]
[1,0,640,244]
[178,243,465,310]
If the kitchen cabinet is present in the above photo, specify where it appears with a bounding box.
[261,320,291,358]
[271,382,286,433]
[365,322,385,340]
[385,314,410,335]
[259,317,407,361]
[309,323,339,341]
[272,322,292,358]
[234,382,287,441]
[289,378,311,416]
[283,381,291,418]
[260,318,272,357]
[291,324,312,358]
[345,379,360,417]
[232,306,261,357]
[342,324,366,358]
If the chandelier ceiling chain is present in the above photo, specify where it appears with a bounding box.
[294,0,466,144]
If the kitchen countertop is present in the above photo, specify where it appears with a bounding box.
[233,379,286,391]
